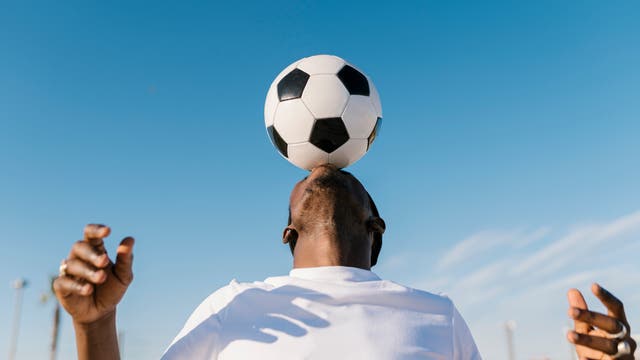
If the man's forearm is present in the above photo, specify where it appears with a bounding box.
[73,311,120,360]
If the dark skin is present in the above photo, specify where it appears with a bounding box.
[53,225,134,360]
[566,284,636,360]
[54,164,633,359]
[283,164,385,269]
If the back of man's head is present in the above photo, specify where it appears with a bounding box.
[285,165,385,267]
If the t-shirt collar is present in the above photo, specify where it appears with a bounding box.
[289,266,381,282]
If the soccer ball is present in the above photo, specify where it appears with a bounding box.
[264,55,382,170]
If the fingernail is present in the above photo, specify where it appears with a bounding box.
[570,308,580,318]
[593,283,604,294]
[568,331,579,342]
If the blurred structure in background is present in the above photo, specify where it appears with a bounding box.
[119,330,125,359]
[8,278,28,360]
[40,276,61,360]
[505,320,517,360]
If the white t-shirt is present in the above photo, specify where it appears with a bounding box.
[162,266,481,360]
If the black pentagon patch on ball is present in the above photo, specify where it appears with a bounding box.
[277,68,310,101]
[337,65,369,96]
[310,117,350,153]
[267,125,288,157]
[367,117,382,150]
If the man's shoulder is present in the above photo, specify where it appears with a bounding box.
[166,278,278,348]
[375,278,455,315]
[198,275,456,319]
[403,283,454,305]
[200,278,277,312]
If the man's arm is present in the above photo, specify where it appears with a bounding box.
[53,224,135,360]
[73,311,120,360]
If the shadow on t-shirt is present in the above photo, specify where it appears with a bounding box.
[163,285,332,357]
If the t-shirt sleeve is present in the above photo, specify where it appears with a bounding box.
[451,303,482,360]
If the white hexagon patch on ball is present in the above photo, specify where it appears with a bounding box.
[264,54,382,171]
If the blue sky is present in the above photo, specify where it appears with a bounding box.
[1,1,639,359]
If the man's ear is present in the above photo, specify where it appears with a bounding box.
[367,217,386,235]
[367,217,385,266]
[282,226,298,255]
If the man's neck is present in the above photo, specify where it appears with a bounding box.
[291,233,371,270]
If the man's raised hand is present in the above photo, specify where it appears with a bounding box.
[53,224,135,325]
[567,283,636,360]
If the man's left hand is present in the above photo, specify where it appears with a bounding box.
[567,283,636,360]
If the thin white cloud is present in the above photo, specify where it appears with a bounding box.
[398,209,640,315]
[513,226,551,248]
[513,211,640,277]
[403,210,640,360]
[436,227,549,271]
[454,258,513,292]
[436,229,514,270]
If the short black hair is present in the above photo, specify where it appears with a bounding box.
[286,173,385,266]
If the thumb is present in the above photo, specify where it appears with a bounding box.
[114,237,135,286]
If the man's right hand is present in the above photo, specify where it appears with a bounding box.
[53,224,135,325]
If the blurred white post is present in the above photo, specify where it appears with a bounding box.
[119,331,125,359]
[505,320,517,360]
[8,278,28,360]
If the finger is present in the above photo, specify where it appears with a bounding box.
[568,288,591,333]
[69,241,110,268]
[83,224,110,249]
[567,331,618,356]
[591,283,628,325]
[630,337,638,355]
[575,343,605,360]
[53,276,93,297]
[569,307,623,334]
[64,259,107,284]
[113,237,135,286]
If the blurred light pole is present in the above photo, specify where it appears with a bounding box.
[505,320,517,360]
[8,278,28,360]
[41,276,61,360]
[119,331,125,359]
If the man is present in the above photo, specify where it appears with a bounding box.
[54,165,635,359]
